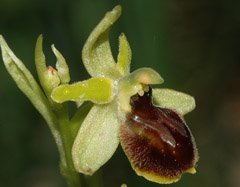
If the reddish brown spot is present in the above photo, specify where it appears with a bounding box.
[47,66,55,75]
[86,168,93,175]
[119,87,198,179]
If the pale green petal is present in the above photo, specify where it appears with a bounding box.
[51,44,70,84]
[152,88,196,115]
[82,5,121,79]
[117,33,132,75]
[72,102,119,175]
[51,77,114,104]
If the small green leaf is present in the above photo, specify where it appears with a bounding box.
[0,35,49,108]
[152,88,196,115]
[117,33,132,75]
[51,77,115,104]
[0,35,62,147]
[52,44,70,84]
[72,102,119,175]
[0,35,39,95]
[82,5,122,79]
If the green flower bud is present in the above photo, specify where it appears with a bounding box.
[35,35,60,96]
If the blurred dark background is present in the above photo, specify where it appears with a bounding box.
[1,0,240,187]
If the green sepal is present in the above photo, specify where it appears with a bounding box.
[70,101,93,139]
[72,102,119,175]
[51,77,115,104]
[82,5,122,79]
[152,88,196,115]
[117,33,132,75]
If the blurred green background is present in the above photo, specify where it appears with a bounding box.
[1,0,240,187]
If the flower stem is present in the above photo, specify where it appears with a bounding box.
[55,103,81,187]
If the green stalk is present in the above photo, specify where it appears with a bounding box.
[34,35,81,186]
[55,103,81,187]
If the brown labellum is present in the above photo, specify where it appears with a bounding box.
[119,87,198,183]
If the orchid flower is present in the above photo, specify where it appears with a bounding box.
[51,5,198,184]
[0,5,198,185]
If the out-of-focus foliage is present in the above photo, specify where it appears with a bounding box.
[0,0,240,187]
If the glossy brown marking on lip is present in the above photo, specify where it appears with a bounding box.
[119,87,198,182]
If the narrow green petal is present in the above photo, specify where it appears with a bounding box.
[82,5,121,79]
[51,44,70,84]
[72,102,119,175]
[51,77,115,104]
[117,33,132,75]
[152,88,196,115]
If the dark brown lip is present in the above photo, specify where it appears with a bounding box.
[120,86,198,178]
